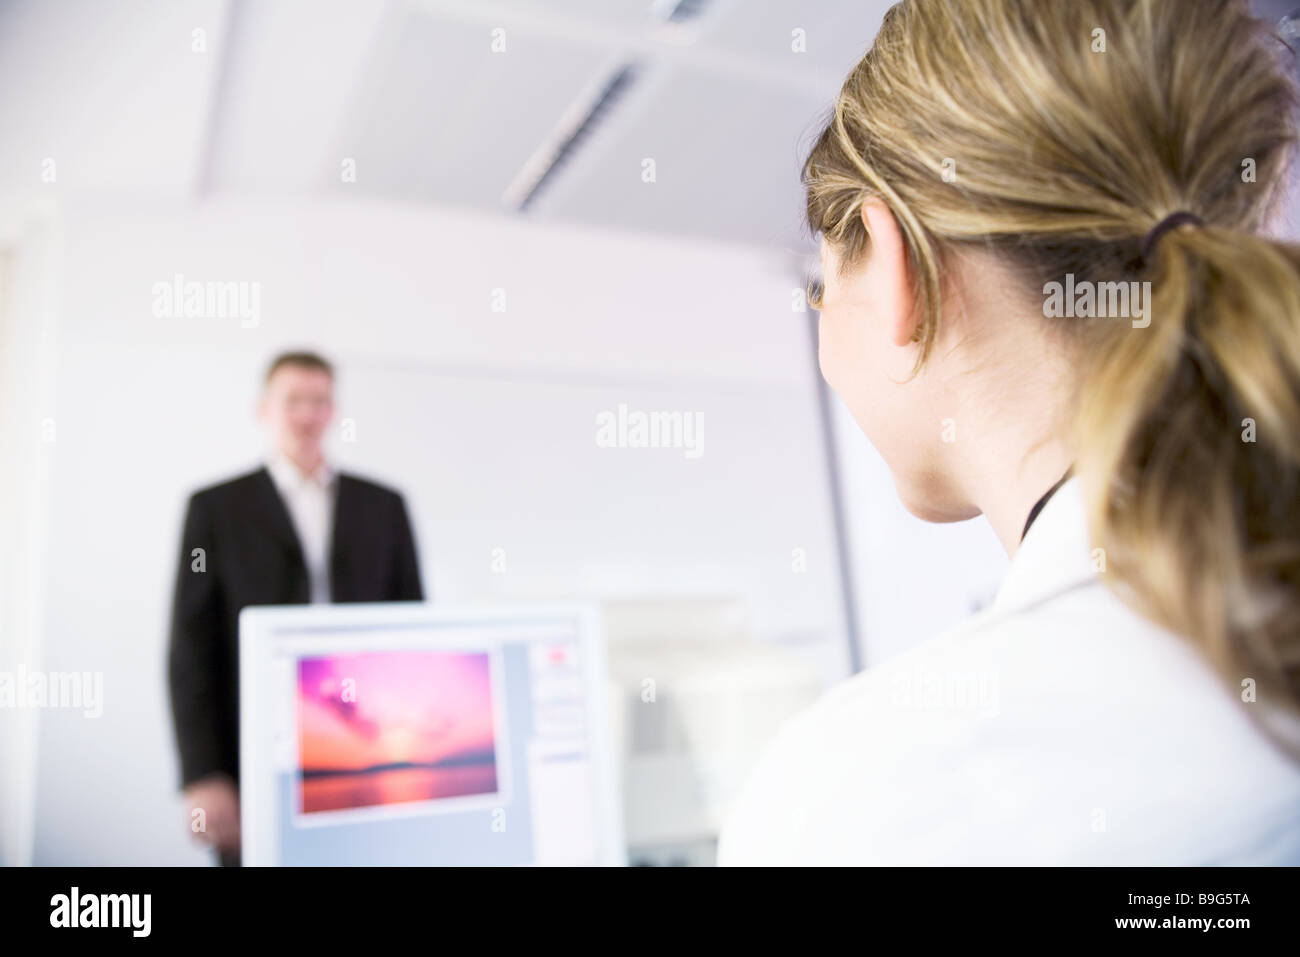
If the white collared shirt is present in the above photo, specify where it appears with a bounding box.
[265,452,336,604]
[718,478,1300,865]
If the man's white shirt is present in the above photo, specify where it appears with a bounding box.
[266,451,336,604]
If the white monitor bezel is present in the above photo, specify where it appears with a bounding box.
[238,601,625,866]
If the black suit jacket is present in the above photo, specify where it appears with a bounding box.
[167,466,424,789]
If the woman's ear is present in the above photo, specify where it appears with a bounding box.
[860,199,919,348]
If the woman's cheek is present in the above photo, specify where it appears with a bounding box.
[816,312,839,389]
[817,308,857,394]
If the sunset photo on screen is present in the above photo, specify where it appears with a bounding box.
[296,649,501,816]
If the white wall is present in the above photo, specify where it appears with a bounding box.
[0,210,61,867]
[25,195,851,864]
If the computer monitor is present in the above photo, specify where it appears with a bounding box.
[238,602,624,866]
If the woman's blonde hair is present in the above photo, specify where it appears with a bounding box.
[804,0,1300,752]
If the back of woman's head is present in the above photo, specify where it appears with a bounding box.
[804,0,1300,753]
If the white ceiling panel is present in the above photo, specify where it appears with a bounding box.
[501,0,669,28]
[0,0,228,197]
[697,0,888,79]
[327,6,613,208]
[200,0,390,193]
[527,61,829,249]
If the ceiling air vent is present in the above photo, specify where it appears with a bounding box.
[651,0,712,25]
[501,63,639,213]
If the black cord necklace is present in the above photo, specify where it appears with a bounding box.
[1020,467,1075,542]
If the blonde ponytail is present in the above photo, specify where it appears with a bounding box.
[1077,223,1300,750]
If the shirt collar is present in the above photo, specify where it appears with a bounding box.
[265,450,335,495]
[992,476,1097,615]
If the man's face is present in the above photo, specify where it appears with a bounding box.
[259,365,334,466]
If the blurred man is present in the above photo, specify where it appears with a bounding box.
[167,351,424,866]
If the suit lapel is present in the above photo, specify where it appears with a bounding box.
[250,466,306,564]
[329,474,356,600]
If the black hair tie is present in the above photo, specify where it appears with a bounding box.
[1139,210,1203,263]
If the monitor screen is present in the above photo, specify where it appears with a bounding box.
[239,603,624,866]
